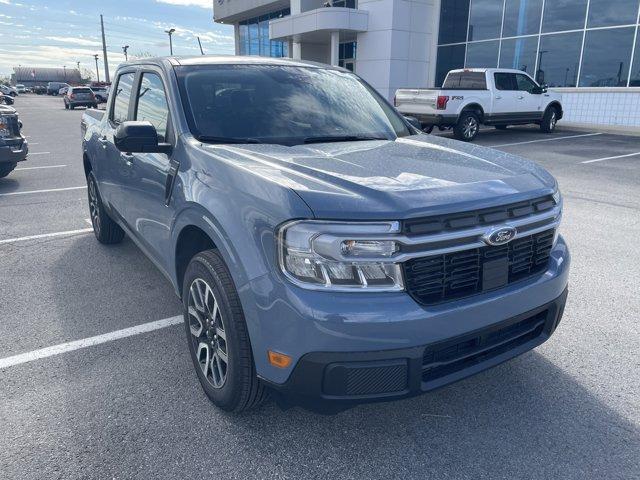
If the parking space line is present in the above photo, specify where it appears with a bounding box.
[0,316,183,370]
[581,151,640,164]
[0,186,86,197]
[0,228,93,245]
[28,152,51,156]
[490,132,602,148]
[15,164,67,171]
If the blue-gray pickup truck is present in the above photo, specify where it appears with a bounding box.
[81,56,570,413]
[0,104,28,178]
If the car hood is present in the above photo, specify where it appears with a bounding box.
[200,134,557,219]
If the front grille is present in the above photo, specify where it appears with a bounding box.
[422,310,548,383]
[403,195,556,235]
[404,229,554,306]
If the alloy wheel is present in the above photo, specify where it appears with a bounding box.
[188,278,229,389]
[550,112,557,130]
[88,178,101,236]
[463,116,478,139]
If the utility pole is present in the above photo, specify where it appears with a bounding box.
[165,28,175,55]
[122,45,129,61]
[94,54,100,82]
[197,36,205,55]
[63,65,66,80]
[100,14,110,83]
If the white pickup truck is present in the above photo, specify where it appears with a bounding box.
[395,68,563,142]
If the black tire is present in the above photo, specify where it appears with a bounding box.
[183,250,268,412]
[453,111,480,142]
[92,103,98,109]
[0,162,17,178]
[9,92,17,97]
[87,171,125,244]
[64,102,69,110]
[423,125,434,134]
[540,106,558,133]
[69,105,74,110]
[495,125,508,130]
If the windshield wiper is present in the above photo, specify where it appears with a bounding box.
[197,135,263,144]
[303,135,389,144]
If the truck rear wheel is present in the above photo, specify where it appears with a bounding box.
[183,250,268,412]
[454,111,480,142]
[87,172,125,244]
[0,162,17,178]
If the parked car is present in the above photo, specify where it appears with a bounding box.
[32,85,47,95]
[90,86,109,103]
[47,82,69,95]
[81,57,569,413]
[64,86,97,110]
[0,85,18,97]
[58,86,69,95]
[15,84,27,94]
[0,104,28,178]
[395,68,563,141]
[0,92,14,105]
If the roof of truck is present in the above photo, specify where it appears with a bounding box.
[448,67,531,74]
[121,55,338,70]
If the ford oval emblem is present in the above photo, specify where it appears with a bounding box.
[483,226,517,246]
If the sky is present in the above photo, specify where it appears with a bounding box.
[0,0,235,78]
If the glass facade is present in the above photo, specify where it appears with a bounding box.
[436,0,640,87]
[338,42,357,71]
[238,9,290,57]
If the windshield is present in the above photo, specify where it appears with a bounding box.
[176,64,411,146]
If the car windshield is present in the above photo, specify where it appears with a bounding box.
[176,64,412,146]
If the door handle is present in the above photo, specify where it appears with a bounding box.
[517,95,524,99]
[495,95,502,99]
[98,136,108,148]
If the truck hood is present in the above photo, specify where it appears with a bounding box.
[200,134,557,219]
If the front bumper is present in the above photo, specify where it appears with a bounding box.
[0,139,28,164]
[266,288,567,410]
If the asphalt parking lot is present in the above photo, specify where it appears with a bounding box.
[1,94,639,479]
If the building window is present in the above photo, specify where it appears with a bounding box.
[579,27,636,87]
[438,0,470,45]
[587,0,640,28]
[536,32,582,87]
[541,0,588,34]
[238,8,290,58]
[435,44,466,86]
[466,40,499,67]
[338,42,357,71]
[502,0,543,37]
[499,36,537,73]
[435,0,640,88]
[468,0,504,41]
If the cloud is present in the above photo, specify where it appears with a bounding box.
[46,36,102,47]
[155,0,211,8]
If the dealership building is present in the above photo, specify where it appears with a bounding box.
[213,0,640,129]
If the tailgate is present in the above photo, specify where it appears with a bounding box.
[395,89,439,114]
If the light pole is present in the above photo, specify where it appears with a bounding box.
[165,28,175,55]
[123,45,129,61]
[63,65,66,80]
[94,54,100,83]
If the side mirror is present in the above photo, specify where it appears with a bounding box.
[403,115,422,131]
[114,121,172,154]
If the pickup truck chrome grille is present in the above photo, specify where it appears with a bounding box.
[403,228,555,306]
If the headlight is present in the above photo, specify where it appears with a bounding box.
[277,220,404,291]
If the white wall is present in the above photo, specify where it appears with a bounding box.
[355,0,438,100]
[555,88,640,130]
[301,42,331,63]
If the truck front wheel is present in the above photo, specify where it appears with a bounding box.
[540,107,558,133]
[454,111,480,142]
[87,172,125,244]
[183,250,268,412]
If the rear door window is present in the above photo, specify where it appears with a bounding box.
[494,72,517,90]
[111,72,135,125]
[443,72,487,89]
[135,73,170,141]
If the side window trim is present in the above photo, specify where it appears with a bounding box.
[108,69,139,128]
[133,68,173,144]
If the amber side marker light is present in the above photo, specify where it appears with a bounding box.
[268,350,292,368]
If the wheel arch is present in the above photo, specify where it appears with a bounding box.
[459,103,485,122]
[546,101,563,119]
